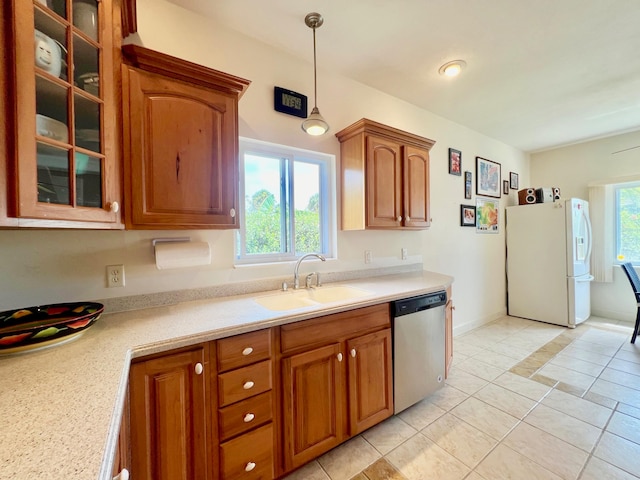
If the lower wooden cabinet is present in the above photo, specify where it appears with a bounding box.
[129,346,210,480]
[445,286,454,378]
[280,304,393,473]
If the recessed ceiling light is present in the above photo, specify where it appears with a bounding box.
[438,60,467,77]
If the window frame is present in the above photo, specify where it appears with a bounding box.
[235,137,336,265]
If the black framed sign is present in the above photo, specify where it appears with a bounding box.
[274,87,308,119]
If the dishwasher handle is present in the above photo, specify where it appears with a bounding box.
[392,291,447,317]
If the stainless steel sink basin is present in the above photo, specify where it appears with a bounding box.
[254,285,372,311]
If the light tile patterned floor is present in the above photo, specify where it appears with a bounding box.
[282,316,640,480]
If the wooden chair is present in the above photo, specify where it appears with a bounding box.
[620,262,640,344]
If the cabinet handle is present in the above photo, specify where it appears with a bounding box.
[337,353,343,362]
[406,216,411,221]
[108,201,119,213]
[243,381,255,390]
[230,208,236,218]
[242,347,253,356]
[112,468,129,480]
[350,348,356,358]
[245,462,256,472]
[194,363,203,375]
[243,413,255,423]
[397,216,402,222]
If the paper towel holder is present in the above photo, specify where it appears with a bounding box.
[152,237,191,252]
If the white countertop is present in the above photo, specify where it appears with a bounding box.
[0,270,452,480]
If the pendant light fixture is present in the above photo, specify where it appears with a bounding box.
[301,12,330,136]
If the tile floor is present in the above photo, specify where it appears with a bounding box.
[282,315,640,480]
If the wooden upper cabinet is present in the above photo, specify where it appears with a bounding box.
[121,45,250,229]
[1,0,122,228]
[336,118,435,230]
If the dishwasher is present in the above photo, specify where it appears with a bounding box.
[392,290,447,414]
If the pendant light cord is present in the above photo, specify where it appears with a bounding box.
[312,26,318,109]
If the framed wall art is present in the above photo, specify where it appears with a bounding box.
[460,204,476,226]
[448,148,462,176]
[476,157,501,198]
[464,171,472,199]
[476,197,499,233]
[503,180,509,195]
[510,171,519,190]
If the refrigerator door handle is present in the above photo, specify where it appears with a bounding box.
[576,274,595,282]
[584,210,593,263]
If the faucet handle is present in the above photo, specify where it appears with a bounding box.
[316,272,322,287]
[305,272,316,289]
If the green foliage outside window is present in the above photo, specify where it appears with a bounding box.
[617,185,640,263]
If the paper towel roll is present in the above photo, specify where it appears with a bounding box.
[155,241,211,270]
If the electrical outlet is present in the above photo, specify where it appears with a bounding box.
[106,264,125,288]
[401,248,408,260]
[364,250,372,264]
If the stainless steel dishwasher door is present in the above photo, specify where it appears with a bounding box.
[393,300,446,414]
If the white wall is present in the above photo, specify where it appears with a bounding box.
[530,130,640,321]
[0,0,529,335]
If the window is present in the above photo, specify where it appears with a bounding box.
[615,181,640,264]
[236,138,336,264]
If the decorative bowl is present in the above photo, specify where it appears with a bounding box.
[0,302,104,354]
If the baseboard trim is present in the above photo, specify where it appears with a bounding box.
[453,309,506,337]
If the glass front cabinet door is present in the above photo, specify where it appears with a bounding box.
[5,0,121,227]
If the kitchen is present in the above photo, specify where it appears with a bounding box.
[1,0,640,479]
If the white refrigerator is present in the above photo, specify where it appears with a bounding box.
[506,198,593,327]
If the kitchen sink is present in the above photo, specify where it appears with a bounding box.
[254,285,372,311]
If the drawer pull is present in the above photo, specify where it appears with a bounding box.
[242,347,254,356]
[243,413,255,423]
[112,469,129,480]
[350,348,356,358]
[337,353,343,362]
[243,381,255,390]
[245,462,256,472]
[194,363,203,375]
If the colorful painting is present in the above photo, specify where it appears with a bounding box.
[476,197,499,233]
[476,157,501,198]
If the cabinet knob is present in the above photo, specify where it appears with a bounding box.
[337,353,343,362]
[406,216,411,221]
[230,208,236,218]
[108,201,120,213]
[245,462,256,472]
[112,468,129,480]
[194,363,203,375]
[350,348,356,358]
[242,347,253,356]
[243,381,255,390]
[397,216,402,222]
[243,413,255,423]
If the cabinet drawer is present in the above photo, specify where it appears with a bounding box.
[219,391,273,442]
[217,329,272,372]
[220,424,274,480]
[218,360,272,407]
[280,303,390,354]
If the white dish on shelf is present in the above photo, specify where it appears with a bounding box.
[36,114,69,143]
[35,30,62,78]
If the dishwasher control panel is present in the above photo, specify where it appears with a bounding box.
[393,291,447,317]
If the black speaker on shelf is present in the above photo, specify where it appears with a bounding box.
[518,188,536,205]
[535,187,554,203]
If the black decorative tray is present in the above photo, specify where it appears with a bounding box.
[0,302,104,354]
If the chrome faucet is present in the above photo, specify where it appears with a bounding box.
[293,253,326,289]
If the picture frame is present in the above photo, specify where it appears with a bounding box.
[476,197,499,234]
[448,148,462,176]
[476,156,501,198]
[460,204,476,226]
[464,171,472,199]
[510,171,519,190]
[503,180,509,195]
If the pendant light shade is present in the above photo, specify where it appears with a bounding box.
[302,13,329,136]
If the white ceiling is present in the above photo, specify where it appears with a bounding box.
[167,0,640,153]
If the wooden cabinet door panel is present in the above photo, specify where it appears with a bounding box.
[403,145,431,228]
[347,329,393,434]
[219,424,274,480]
[124,67,238,228]
[129,348,209,480]
[366,136,402,228]
[282,343,345,470]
